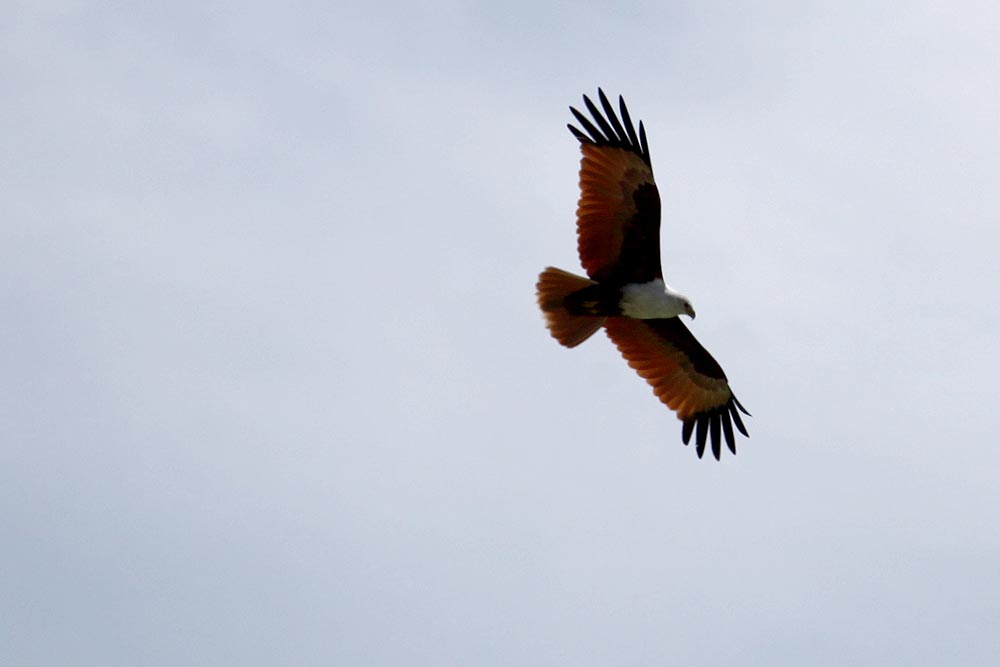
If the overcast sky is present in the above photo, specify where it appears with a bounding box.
[4,1,1000,665]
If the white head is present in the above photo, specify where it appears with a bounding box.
[665,284,697,319]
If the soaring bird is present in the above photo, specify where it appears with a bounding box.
[536,89,750,460]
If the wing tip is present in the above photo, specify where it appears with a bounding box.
[682,395,750,461]
[566,89,651,166]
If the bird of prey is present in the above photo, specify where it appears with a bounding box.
[536,89,750,460]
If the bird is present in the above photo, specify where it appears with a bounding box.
[536,89,750,460]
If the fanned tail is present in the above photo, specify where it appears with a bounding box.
[536,267,607,348]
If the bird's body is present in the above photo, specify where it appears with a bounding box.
[536,90,750,459]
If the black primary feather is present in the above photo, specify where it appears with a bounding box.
[567,89,652,167]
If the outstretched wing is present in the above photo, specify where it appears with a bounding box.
[604,317,750,460]
[568,90,662,285]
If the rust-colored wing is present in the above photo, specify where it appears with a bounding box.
[604,317,750,460]
[568,90,662,285]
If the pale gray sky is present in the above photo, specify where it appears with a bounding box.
[4,1,1000,665]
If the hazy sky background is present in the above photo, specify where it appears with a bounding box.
[4,1,1000,664]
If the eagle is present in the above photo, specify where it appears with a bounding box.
[536,89,750,460]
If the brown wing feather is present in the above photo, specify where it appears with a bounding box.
[605,317,731,418]
[604,317,750,459]
[576,144,661,283]
[569,91,662,284]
